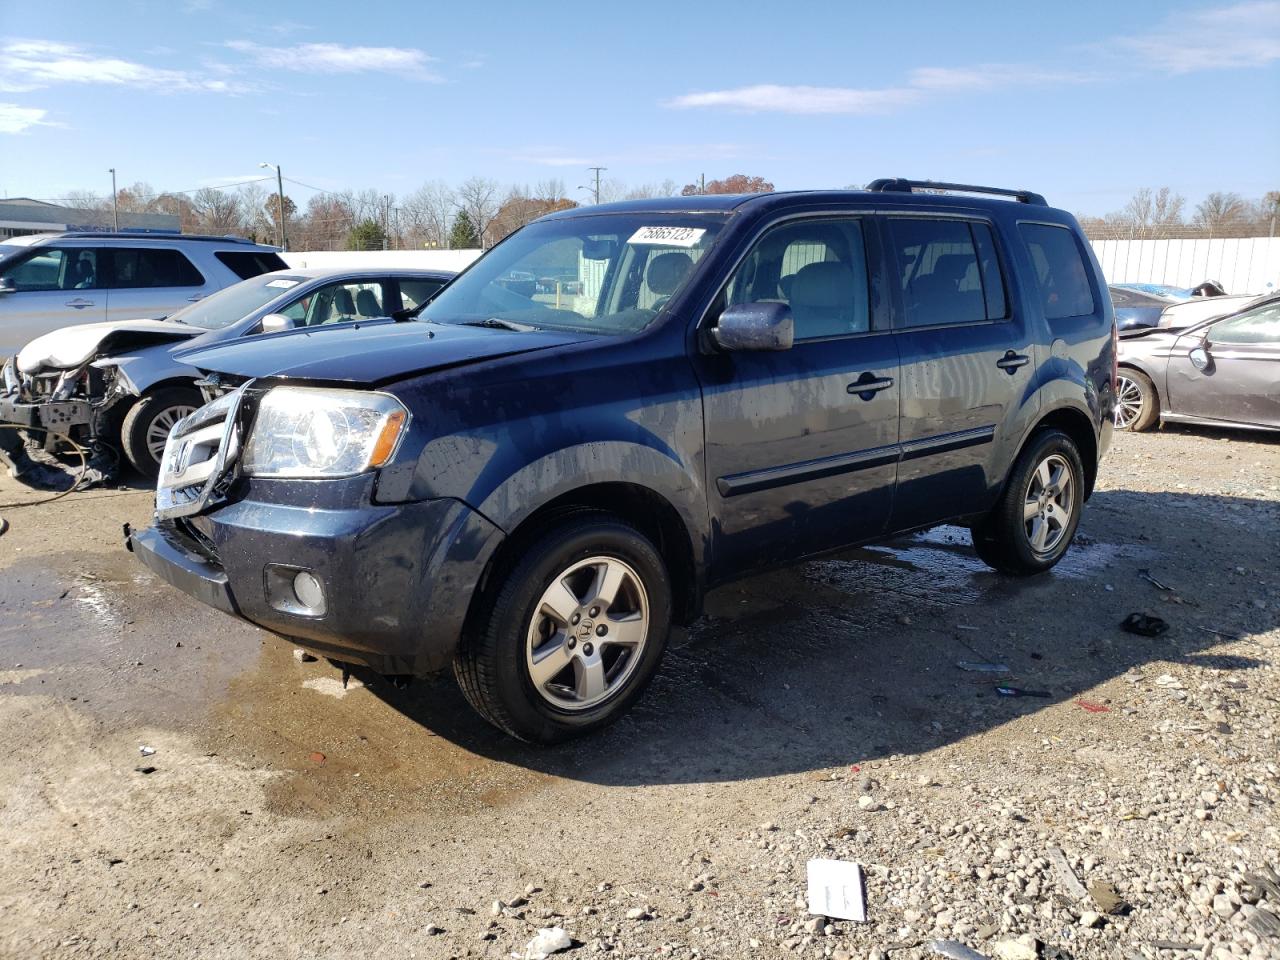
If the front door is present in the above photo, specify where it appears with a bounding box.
[1167,301,1280,428]
[695,216,901,581]
[0,246,107,352]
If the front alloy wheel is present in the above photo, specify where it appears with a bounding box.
[1023,454,1073,557]
[526,556,649,711]
[453,511,672,743]
[1113,374,1144,429]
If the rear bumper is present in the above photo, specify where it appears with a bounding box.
[127,482,504,675]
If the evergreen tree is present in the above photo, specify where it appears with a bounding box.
[449,209,480,249]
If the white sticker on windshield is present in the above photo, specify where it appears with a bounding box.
[627,226,706,248]
[265,278,300,289]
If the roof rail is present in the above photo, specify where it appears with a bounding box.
[866,178,1046,206]
[54,231,267,245]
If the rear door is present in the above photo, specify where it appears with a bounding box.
[695,215,901,580]
[104,247,210,322]
[1166,301,1280,427]
[0,246,107,351]
[883,215,1035,531]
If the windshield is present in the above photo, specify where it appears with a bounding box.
[166,274,305,330]
[422,213,725,335]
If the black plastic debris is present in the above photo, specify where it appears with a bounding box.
[1121,612,1169,637]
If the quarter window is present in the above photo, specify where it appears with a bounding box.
[215,250,289,280]
[1018,223,1095,320]
[723,218,870,340]
[109,248,204,288]
[887,219,1006,328]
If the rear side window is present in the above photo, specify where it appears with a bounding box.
[216,251,289,280]
[1018,223,1095,320]
[888,219,1007,328]
[108,248,204,288]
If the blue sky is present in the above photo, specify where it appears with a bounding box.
[1,0,1277,217]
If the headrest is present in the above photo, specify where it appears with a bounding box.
[791,261,854,308]
[646,252,694,296]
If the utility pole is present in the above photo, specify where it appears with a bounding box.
[587,166,606,205]
[699,173,706,195]
[108,168,119,231]
[259,162,288,250]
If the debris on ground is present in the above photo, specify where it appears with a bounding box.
[1121,612,1169,636]
[1087,878,1128,915]
[293,648,318,663]
[139,746,156,757]
[956,660,1011,673]
[990,934,1041,960]
[806,858,866,922]
[1074,699,1110,713]
[994,686,1051,698]
[930,940,990,959]
[1046,847,1089,901]
[518,927,573,959]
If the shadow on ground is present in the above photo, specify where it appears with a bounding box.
[362,486,1277,787]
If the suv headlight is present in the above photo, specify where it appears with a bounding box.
[242,386,410,479]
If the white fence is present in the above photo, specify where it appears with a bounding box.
[1090,237,1280,296]
[281,249,482,273]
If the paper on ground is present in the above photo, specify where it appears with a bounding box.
[806,858,867,922]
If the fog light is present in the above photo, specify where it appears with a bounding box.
[293,571,325,612]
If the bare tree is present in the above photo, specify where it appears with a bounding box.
[1194,191,1248,239]
[190,187,244,235]
[401,180,456,249]
[456,177,500,247]
[294,194,355,251]
[533,178,569,203]
[624,179,679,200]
[61,189,106,212]
[235,182,273,242]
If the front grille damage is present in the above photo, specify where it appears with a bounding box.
[155,383,256,520]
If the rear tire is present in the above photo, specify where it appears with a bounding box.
[453,511,672,743]
[120,386,202,477]
[971,428,1085,576]
[1114,369,1159,432]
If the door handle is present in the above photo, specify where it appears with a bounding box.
[186,295,204,302]
[65,298,94,308]
[847,372,894,400]
[996,350,1030,373]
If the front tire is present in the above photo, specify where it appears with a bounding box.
[1114,369,1159,431]
[971,429,1085,576]
[453,511,672,743]
[120,387,203,477]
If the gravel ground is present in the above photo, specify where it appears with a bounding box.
[0,424,1277,960]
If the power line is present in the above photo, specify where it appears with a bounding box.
[26,176,275,205]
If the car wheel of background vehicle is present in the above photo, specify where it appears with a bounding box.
[1114,369,1159,431]
[453,510,672,743]
[970,428,1085,576]
[120,387,202,477]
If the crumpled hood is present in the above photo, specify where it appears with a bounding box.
[17,319,198,374]
[176,320,594,386]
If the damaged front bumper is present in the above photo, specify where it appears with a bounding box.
[127,474,505,676]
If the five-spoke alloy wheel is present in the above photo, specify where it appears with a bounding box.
[971,428,1085,576]
[454,510,672,743]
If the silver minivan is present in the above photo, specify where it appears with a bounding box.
[0,232,286,354]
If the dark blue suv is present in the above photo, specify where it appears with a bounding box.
[127,180,1116,742]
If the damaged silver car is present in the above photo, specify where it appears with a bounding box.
[0,267,454,483]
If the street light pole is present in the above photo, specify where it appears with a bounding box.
[259,162,288,250]
[108,168,119,231]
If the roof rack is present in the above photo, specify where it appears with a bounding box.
[54,232,267,245]
[866,178,1046,206]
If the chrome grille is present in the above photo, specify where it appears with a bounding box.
[155,386,244,520]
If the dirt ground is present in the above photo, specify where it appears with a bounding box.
[0,424,1277,960]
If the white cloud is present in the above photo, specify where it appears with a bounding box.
[1112,0,1280,73]
[226,41,440,79]
[0,39,250,93]
[667,83,920,115]
[0,102,54,134]
[666,3,1279,116]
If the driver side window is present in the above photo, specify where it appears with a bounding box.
[724,218,870,341]
[1210,303,1280,345]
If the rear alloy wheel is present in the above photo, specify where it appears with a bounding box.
[120,387,203,477]
[1114,370,1159,431]
[453,511,672,743]
[971,428,1085,576]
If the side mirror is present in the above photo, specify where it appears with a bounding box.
[711,302,794,352]
[1189,343,1211,371]
[0,278,15,295]
[260,313,296,334]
